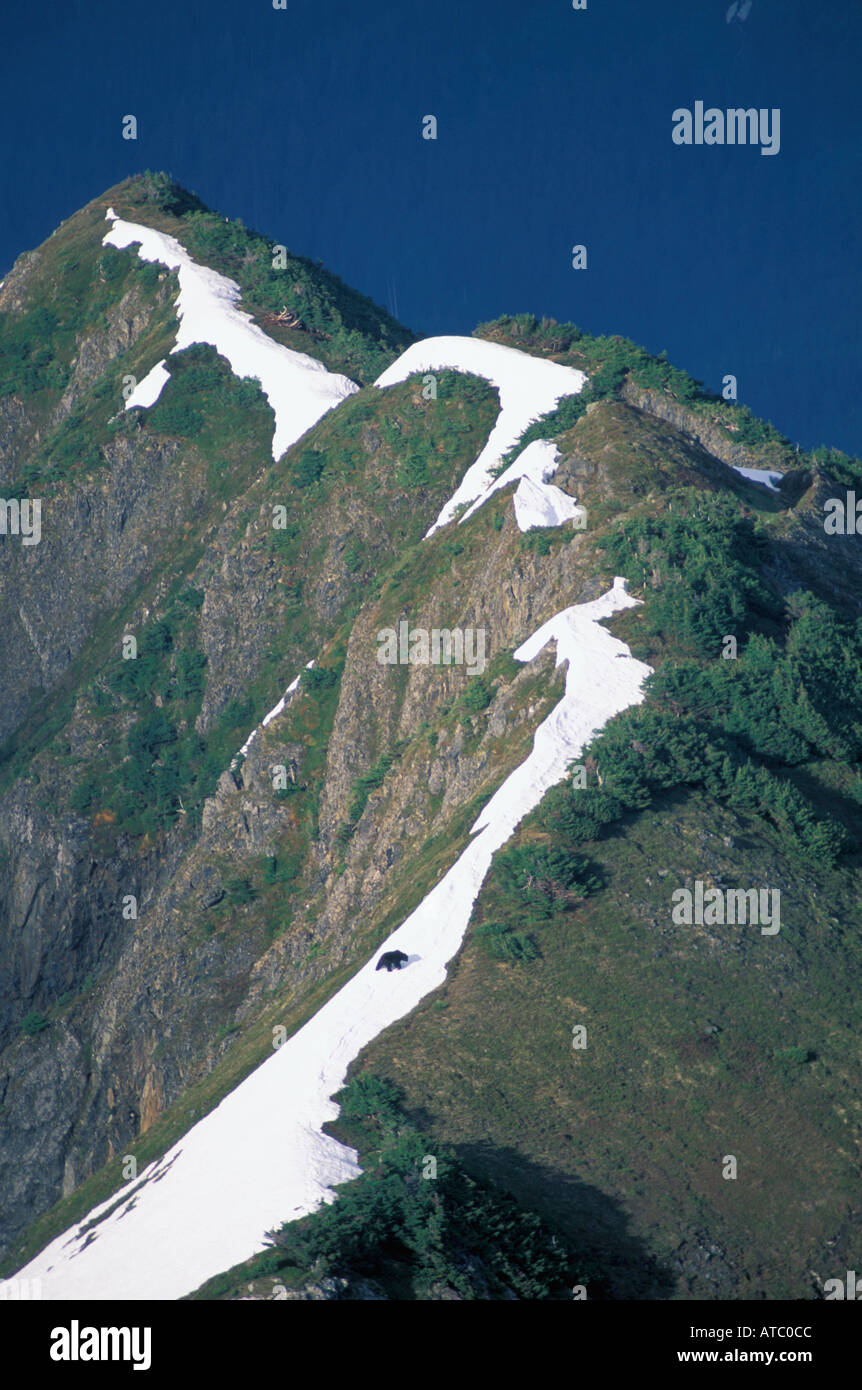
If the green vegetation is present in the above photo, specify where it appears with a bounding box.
[145,344,269,440]
[131,171,412,385]
[292,447,325,488]
[493,844,603,918]
[21,1012,50,1037]
[597,491,767,656]
[260,853,302,886]
[459,675,494,713]
[83,593,219,836]
[518,528,553,555]
[773,1047,815,1068]
[132,171,209,218]
[0,243,150,407]
[300,665,339,694]
[534,583,860,874]
[539,785,623,843]
[486,493,859,878]
[224,877,257,905]
[475,921,541,964]
[343,539,365,573]
[477,313,707,396]
[347,745,403,826]
[55,582,309,842]
[479,316,719,468]
[189,1076,581,1300]
[0,306,67,397]
[476,314,843,477]
[568,709,847,867]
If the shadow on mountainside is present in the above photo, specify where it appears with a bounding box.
[447,1137,677,1300]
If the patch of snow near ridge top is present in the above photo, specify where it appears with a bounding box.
[102,209,358,460]
[12,579,651,1302]
[514,474,584,531]
[456,438,562,526]
[732,465,783,492]
[374,337,586,536]
[455,438,585,534]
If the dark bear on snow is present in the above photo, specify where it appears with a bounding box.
[376,949,408,972]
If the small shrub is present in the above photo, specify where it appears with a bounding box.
[494,844,602,917]
[21,1011,50,1037]
[344,540,364,573]
[519,529,553,556]
[773,1046,815,1067]
[335,1074,403,1125]
[301,665,340,693]
[293,449,325,487]
[460,676,493,713]
[224,877,257,905]
[475,922,541,964]
[397,451,430,488]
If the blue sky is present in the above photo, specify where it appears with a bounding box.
[1,0,859,452]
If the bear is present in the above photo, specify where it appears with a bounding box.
[376,949,409,972]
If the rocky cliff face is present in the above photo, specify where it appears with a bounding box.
[0,225,182,747]
[620,379,791,473]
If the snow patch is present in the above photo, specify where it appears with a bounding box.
[124,359,171,410]
[262,660,315,728]
[13,581,650,1301]
[514,476,584,531]
[102,211,358,459]
[454,438,585,533]
[374,337,586,535]
[459,438,557,521]
[732,465,783,492]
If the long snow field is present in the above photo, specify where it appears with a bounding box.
[12,581,651,1300]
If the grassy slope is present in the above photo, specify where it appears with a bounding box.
[193,786,860,1301]
[355,785,861,1299]
[348,482,862,1300]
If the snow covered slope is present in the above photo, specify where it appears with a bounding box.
[375,337,586,534]
[103,210,358,460]
[11,580,651,1301]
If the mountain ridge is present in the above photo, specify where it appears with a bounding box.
[1,176,860,1299]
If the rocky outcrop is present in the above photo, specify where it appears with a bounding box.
[621,379,794,473]
[54,278,172,424]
